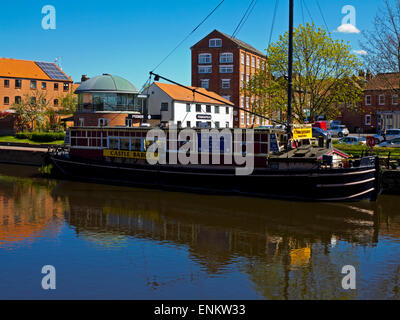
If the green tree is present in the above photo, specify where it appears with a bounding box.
[243,23,363,123]
[58,91,77,115]
[12,90,48,131]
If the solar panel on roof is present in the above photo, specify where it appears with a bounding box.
[35,62,70,81]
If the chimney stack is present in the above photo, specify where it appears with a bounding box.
[81,74,90,82]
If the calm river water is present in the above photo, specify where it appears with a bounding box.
[0,164,400,299]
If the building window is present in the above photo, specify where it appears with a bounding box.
[54,83,59,90]
[206,105,211,113]
[215,106,220,114]
[252,56,256,67]
[30,80,37,89]
[241,112,245,124]
[209,38,222,47]
[78,118,85,127]
[30,97,36,104]
[241,53,245,64]
[220,65,233,73]
[196,104,202,112]
[220,52,233,63]
[215,121,220,128]
[222,95,231,101]
[200,79,209,89]
[241,73,245,88]
[226,122,229,128]
[187,121,191,128]
[241,96,245,107]
[186,103,191,112]
[196,121,201,127]
[393,95,399,105]
[198,53,212,64]
[226,107,230,114]
[63,83,69,91]
[177,121,182,128]
[246,74,250,83]
[222,79,230,89]
[4,79,9,88]
[42,82,47,90]
[99,118,109,127]
[52,99,58,107]
[198,65,212,74]
[246,55,250,66]
[379,94,385,105]
[15,79,22,89]
[365,114,372,125]
[125,118,132,127]
[15,96,21,104]
[365,95,371,105]
[257,59,260,69]
[4,97,9,105]
[161,102,169,111]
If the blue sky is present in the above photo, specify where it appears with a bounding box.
[0,0,382,88]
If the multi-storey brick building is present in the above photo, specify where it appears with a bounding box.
[191,30,267,128]
[340,72,400,133]
[0,58,74,112]
[0,58,74,133]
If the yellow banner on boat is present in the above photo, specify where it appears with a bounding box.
[293,127,312,140]
[103,149,157,160]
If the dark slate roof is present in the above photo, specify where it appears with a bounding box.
[218,31,265,57]
[191,30,266,57]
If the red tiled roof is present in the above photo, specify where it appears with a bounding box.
[0,58,72,81]
[154,82,233,105]
[365,72,400,90]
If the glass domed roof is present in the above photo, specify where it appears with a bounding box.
[75,74,139,94]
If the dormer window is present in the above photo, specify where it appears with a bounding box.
[209,38,222,48]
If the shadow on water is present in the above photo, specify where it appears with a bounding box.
[1,164,400,299]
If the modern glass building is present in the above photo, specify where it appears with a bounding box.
[73,74,147,127]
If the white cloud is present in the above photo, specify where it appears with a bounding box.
[336,23,360,34]
[353,50,367,55]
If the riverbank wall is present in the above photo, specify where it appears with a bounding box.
[382,170,400,195]
[0,143,47,166]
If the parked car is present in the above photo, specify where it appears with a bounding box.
[328,120,341,129]
[312,127,330,139]
[328,125,349,137]
[337,136,366,145]
[312,121,328,131]
[374,129,400,142]
[378,137,400,148]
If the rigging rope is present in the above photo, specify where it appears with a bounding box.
[268,0,279,47]
[231,0,256,38]
[150,0,225,73]
[233,0,258,38]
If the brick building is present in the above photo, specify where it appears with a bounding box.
[191,30,267,128]
[0,57,74,133]
[0,58,74,111]
[340,72,400,133]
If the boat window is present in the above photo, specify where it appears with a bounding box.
[120,139,130,150]
[109,138,119,150]
[131,138,142,151]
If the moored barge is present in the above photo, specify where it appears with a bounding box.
[48,126,380,202]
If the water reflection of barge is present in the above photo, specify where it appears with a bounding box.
[49,127,380,202]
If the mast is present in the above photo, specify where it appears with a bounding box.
[287,0,294,138]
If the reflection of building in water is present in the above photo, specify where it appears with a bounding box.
[51,180,400,299]
[0,176,66,246]
[60,183,378,277]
